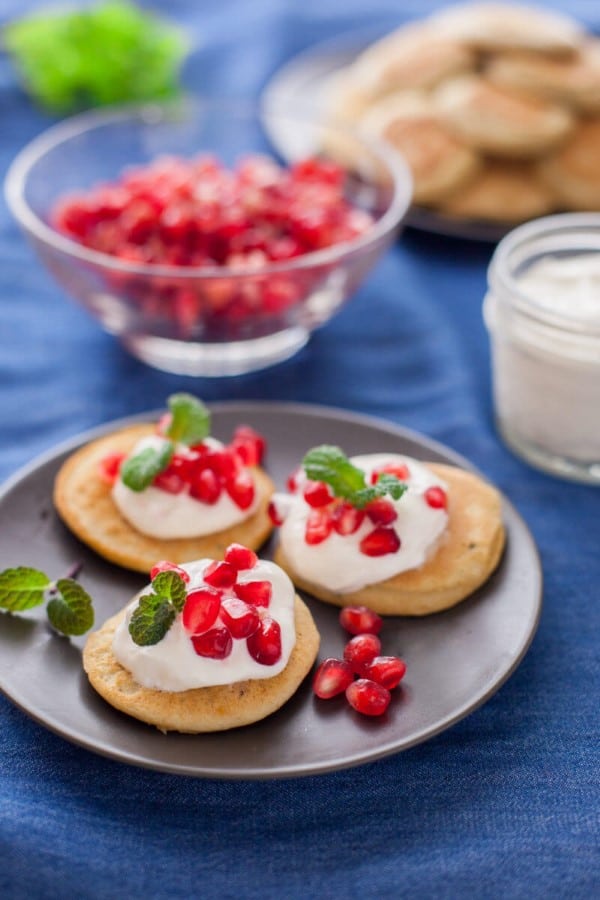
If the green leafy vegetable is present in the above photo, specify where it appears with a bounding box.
[127,569,188,646]
[4,0,188,114]
[0,566,95,637]
[302,445,408,509]
[0,567,50,612]
[46,580,95,637]
[120,442,173,492]
[166,393,211,447]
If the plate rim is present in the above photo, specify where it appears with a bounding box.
[0,401,543,779]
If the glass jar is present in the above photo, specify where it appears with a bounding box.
[484,213,600,484]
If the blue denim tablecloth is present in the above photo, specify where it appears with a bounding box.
[0,1,598,897]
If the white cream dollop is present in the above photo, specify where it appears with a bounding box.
[112,436,258,539]
[277,454,449,594]
[111,558,296,692]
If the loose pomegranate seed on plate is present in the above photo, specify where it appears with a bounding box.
[312,658,354,699]
[191,626,233,659]
[220,597,260,639]
[224,543,258,571]
[343,633,382,674]
[233,580,272,607]
[424,486,448,509]
[246,616,282,665]
[182,587,222,634]
[359,526,401,557]
[150,560,190,583]
[364,656,407,690]
[203,560,237,589]
[346,679,391,717]
[339,605,383,636]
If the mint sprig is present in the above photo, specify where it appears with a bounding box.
[120,393,211,492]
[165,393,211,446]
[0,566,95,637]
[302,445,408,509]
[120,442,173,492]
[128,570,187,646]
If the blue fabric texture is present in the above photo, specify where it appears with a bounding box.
[0,2,598,898]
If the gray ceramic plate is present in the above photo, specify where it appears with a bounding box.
[0,402,542,779]
[262,30,514,243]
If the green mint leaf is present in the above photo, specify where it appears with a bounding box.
[303,445,368,499]
[128,592,176,646]
[46,579,95,636]
[151,571,187,613]
[166,393,211,446]
[302,445,408,509]
[5,0,187,114]
[120,442,173,492]
[0,567,50,612]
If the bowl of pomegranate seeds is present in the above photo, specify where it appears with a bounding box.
[5,98,412,375]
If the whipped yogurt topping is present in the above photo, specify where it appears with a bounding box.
[277,453,449,594]
[112,436,258,539]
[112,558,296,692]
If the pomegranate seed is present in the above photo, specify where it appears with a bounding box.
[339,605,382,636]
[286,467,302,492]
[203,560,237,589]
[189,467,222,504]
[224,543,258,571]
[343,633,382,674]
[331,501,365,535]
[246,616,282,665]
[312,658,354,699]
[203,449,241,480]
[302,480,334,508]
[182,587,222,634]
[346,679,391,716]
[360,526,401,557]
[191,626,233,659]
[304,508,333,545]
[153,464,186,494]
[150,560,191,583]
[365,656,407,690]
[370,462,410,484]
[268,499,284,526]
[230,425,266,466]
[225,471,255,510]
[233,580,272,607]
[365,498,398,525]
[220,597,260,638]
[424,486,448,509]
[98,452,125,484]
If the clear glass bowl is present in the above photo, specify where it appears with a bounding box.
[5,98,412,376]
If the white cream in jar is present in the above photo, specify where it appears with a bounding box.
[112,558,296,691]
[112,435,258,538]
[276,453,449,593]
[484,214,600,483]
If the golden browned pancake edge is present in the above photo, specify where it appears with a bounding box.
[439,160,555,222]
[274,464,505,616]
[83,595,320,732]
[53,424,274,574]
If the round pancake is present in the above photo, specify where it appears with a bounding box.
[430,2,584,57]
[351,24,476,96]
[54,424,274,574]
[537,118,600,210]
[362,93,481,204]
[83,595,320,732]
[439,161,555,222]
[274,464,505,616]
[436,74,575,157]
[486,43,600,114]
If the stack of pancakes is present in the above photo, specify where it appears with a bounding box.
[327,2,600,223]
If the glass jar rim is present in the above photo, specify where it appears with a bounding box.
[488,212,600,337]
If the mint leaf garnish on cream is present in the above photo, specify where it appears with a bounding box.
[302,445,408,509]
[120,443,173,492]
[0,566,95,637]
[128,570,187,645]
